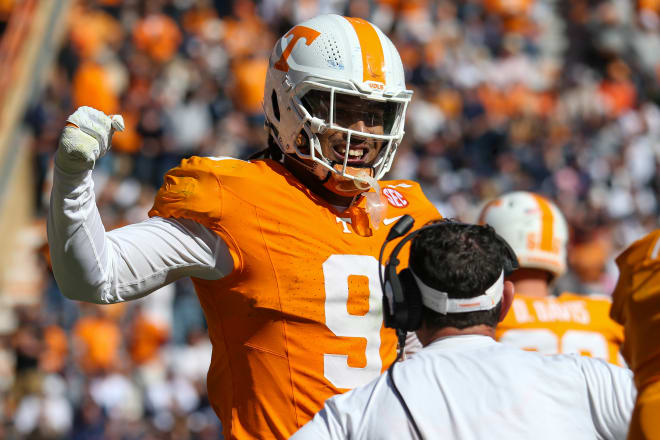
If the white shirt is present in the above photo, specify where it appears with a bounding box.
[47,167,232,303]
[292,335,635,440]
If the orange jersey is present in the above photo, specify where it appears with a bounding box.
[611,230,660,440]
[495,292,624,366]
[149,157,440,439]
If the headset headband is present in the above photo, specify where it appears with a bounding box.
[378,218,518,296]
[411,269,504,315]
[378,215,518,341]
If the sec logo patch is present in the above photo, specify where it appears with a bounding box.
[382,188,408,208]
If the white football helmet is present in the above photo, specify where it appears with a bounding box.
[263,14,412,184]
[478,191,569,279]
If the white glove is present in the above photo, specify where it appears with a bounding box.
[55,106,125,173]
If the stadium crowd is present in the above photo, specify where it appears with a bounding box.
[1,0,660,438]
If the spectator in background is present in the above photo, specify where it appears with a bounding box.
[0,0,15,35]
[132,3,182,64]
[72,305,122,376]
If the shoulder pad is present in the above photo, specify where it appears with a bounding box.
[179,156,251,176]
[148,156,233,227]
[379,180,439,214]
[616,229,660,269]
[380,180,421,193]
[148,157,284,227]
[611,229,660,324]
[583,293,613,302]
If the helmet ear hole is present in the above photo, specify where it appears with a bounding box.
[271,90,280,121]
[296,131,311,154]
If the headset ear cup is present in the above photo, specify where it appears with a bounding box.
[383,264,402,329]
[399,269,423,331]
[382,280,394,328]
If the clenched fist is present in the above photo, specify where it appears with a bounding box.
[55,106,124,173]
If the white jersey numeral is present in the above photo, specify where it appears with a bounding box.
[323,255,383,389]
[561,330,609,359]
[499,328,610,360]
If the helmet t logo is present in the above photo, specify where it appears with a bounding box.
[274,26,321,72]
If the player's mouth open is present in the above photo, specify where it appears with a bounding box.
[333,145,370,165]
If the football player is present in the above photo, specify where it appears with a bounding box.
[610,231,660,440]
[478,191,624,365]
[48,14,440,439]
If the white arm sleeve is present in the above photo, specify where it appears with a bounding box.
[47,166,233,304]
[578,357,636,440]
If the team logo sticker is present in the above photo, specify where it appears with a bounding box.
[382,188,408,208]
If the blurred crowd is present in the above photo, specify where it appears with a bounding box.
[1,0,660,438]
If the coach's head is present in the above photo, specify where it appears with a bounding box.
[408,221,518,345]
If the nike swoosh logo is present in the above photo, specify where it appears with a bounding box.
[387,183,413,188]
[383,216,403,225]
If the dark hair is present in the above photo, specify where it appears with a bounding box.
[409,220,511,330]
[249,133,284,161]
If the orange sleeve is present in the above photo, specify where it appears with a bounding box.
[628,380,660,440]
[611,230,660,383]
[149,157,224,229]
[611,230,660,439]
[148,157,248,271]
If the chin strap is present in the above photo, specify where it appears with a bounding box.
[283,152,322,175]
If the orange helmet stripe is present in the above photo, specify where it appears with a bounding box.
[344,17,386,84]
[532,194,555,252]
[477,199,503,225]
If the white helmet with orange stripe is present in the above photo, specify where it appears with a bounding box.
[262,14,412,192]
[478,191,569,279]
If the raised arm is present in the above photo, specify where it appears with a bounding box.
[47,107,233,304]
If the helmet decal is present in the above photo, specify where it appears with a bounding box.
[274,26,321,72]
